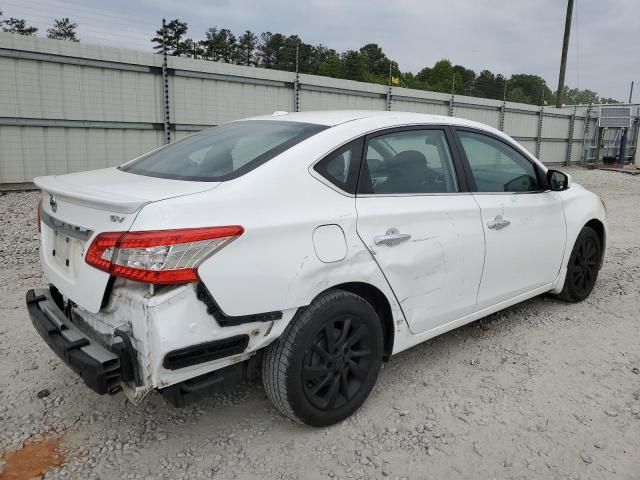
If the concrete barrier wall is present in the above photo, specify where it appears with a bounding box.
[0,32,591,185]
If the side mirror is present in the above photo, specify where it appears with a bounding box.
[547,169,571,191]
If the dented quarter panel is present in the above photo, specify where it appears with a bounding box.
[73,280,299,391]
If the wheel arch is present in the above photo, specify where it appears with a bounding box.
[584,218,606,265]
[313,282,395,361]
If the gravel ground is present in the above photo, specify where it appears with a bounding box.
[0,167,639,479]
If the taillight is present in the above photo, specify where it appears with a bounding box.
[85,226,243,284]
[36,199,42,233]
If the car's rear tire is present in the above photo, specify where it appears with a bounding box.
[262,290,383,427]
[556,226,602,303]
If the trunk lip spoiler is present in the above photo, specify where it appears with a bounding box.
[34,175,149,214]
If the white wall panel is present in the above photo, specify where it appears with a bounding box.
[391,100,449,116]
[454,106,501,128]
[0,32,601,183]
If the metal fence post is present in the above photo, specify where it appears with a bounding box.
[565,104,577,166]
[535,104,544,159]
[500,80,507,131]
[580,104,593,165]
[386,63,392,111]
[161,18,171,144]
[293,43,300,112]
[386,84,392,111]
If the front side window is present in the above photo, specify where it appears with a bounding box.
[121,120,327,181]
[457,131,540,193]
[359,129,458,194]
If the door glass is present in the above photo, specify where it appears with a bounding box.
[360,130,458,194]
[458,131,540,193]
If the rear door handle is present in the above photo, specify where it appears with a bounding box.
[375,228,411,246]
[487,215,511,230]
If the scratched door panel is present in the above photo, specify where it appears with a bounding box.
[355,195,485,335]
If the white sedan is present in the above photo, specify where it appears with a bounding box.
[27,111,606,426]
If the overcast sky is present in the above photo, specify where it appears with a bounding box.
[4,0,639,100]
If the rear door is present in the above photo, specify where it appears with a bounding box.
[355,127,485,335]
[452,128,566,308]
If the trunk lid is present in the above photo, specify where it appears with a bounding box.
[35,167,219,313]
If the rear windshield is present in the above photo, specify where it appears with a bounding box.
[120,120,327,181]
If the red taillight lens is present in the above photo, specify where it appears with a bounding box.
[85,226,243,284]
[36,199,42,233]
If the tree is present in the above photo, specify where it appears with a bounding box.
[473,70,500,99]
[508,74,551,105]
[47,18,79,41]
[427,59,455,92]
[181,38,204,59]
[315,47,341,78]
[340,50,367,82]
[201,27,219,60]
[452,65,475,96]
[212,28,237,63]
[507,87,530,104]
[151,19,189,56]
[358,43,388,78]
[257,32,283,68]
[236,30,258,66]
[1,12,38,35]
[144,21,614,104]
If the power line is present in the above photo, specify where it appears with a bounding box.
[1,2,157,39]
[0,5,155,45]
[3,0,159,29]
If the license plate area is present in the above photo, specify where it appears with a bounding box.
[50,229,84,276]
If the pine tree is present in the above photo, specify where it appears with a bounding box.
[151,19,188,56]
[236,30,258,66]
[1,12,38,35]
[47,18,79,41]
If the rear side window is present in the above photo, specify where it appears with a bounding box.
[359,129,459,194]
[121,120,327,181]
[313,139,363,194]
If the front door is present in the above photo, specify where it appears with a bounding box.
[454,129,567,308]
[355,127,485,335]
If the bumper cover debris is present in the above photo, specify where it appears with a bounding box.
[26,288,138,395]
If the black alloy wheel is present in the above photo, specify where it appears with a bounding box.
[302,314,374,411]
[557,226,602,302]
[262,290,383,427]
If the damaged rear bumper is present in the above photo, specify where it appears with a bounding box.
[26,288,139,395]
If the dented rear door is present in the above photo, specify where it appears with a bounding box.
[355,127,485,335]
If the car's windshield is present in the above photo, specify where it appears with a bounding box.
[120,120,327,181]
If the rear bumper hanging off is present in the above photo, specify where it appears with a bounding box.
[26,288,139,395]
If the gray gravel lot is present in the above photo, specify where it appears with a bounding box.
[0,167,639,479]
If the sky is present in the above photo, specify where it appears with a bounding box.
[2,0,639,101]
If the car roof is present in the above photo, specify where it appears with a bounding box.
[244,110,544,167]
[246,110,500,132]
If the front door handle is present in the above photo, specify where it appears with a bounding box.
[487,215,511,230]
[374,228,411,246]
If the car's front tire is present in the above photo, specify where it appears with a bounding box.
[556,226,602,302]
[262,290,383,427]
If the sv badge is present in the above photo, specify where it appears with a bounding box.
[110,215,126,223]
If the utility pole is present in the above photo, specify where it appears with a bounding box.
[556,0,574,108]
[629,81,634,104]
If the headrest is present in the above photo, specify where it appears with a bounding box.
[389,150,427,171]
